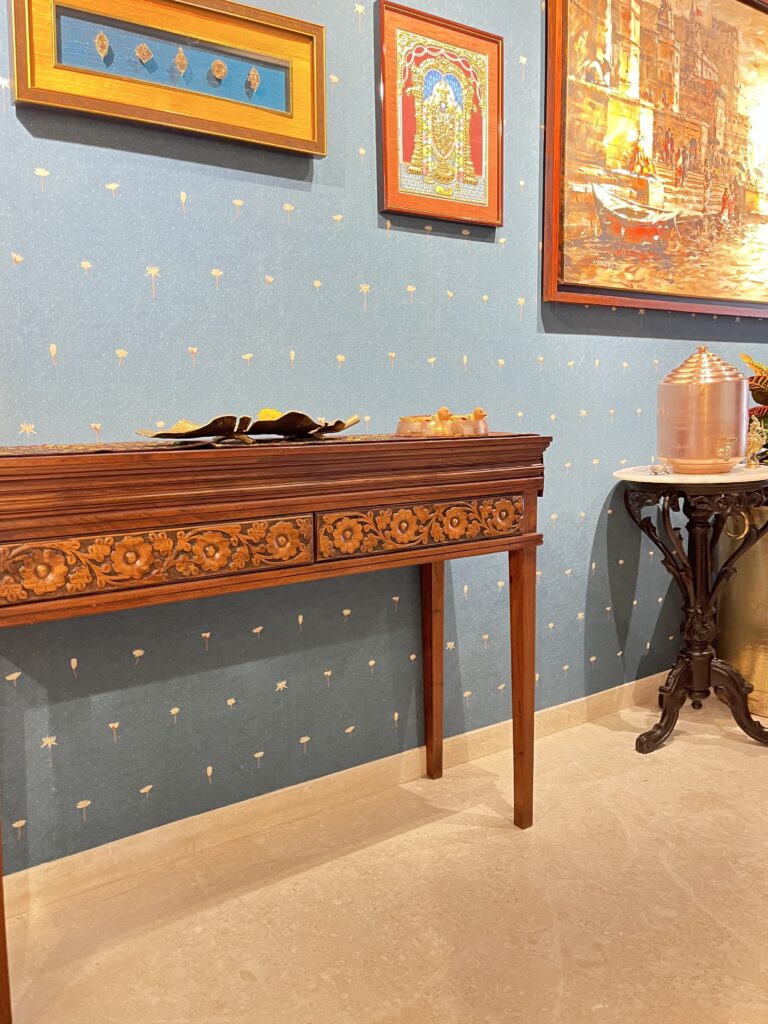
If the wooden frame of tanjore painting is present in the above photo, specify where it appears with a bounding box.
[543,0,768,317]
[11,0,326,155]
[379,1,503,226]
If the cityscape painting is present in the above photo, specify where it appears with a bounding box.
[543,0,768,316]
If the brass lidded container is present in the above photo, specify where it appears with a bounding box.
[657,346,748,474]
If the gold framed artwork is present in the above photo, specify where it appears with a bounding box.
[379,1,503,226]
[11,0,326,155]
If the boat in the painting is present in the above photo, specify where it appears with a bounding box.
[591,183,678,250]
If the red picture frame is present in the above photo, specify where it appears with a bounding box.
[379,1,503,227]
[543,0,768,318]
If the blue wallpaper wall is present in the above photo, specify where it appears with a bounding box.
[1,0,766,874]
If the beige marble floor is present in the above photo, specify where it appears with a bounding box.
[7,700,768,1024]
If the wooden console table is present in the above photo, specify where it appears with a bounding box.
[0,432,550,1022]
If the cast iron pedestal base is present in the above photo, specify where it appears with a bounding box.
[624,479,768,754]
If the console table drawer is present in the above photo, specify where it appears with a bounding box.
[0,517,314,606]
[317,495,525,561]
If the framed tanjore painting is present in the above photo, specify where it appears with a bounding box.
[379,1,503,226]
[543,0,768,317]
[11,0,326,154]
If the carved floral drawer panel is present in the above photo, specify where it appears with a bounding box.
[317,495,525,561]
[0,517,313,605]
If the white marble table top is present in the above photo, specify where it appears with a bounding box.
[614,464,768,486]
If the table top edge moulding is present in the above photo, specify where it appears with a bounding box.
[0,432,551,1022]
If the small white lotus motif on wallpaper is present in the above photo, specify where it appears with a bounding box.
[34,167,50,192]
[76,799,91,822]
[145,265,160,299]
[105,182,119,198]
[5,672,20,687]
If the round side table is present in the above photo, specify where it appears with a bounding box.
[614,465,768,753]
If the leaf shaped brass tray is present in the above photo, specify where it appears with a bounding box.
[137,412,360,447]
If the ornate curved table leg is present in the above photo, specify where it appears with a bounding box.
[636,660,691,754]
[711,659,768,744]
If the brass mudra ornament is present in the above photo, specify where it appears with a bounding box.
[135,43,153,65]
[174,47,189,76]
[210,59,228,81]
[246,67,261,92]
[94,31,109,59]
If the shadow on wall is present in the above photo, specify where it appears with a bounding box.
[0,568,440,873]
[541,302,768,345]
[16,106,316,187]
[582,485,679,697]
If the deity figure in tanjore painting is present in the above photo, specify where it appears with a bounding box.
[396,31,488,206]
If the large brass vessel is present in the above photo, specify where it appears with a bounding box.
[718,509,768,719]
[657,346,748,474]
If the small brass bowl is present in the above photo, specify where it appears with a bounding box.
[396,413,489,438]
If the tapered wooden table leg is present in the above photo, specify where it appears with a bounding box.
[421,561,445,779]
[509,545,537,829]
[0,835,13,1024]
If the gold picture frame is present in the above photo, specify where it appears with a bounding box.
[11,0,326,155]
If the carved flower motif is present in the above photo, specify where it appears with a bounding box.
[441,507,468,540]
[111,536,154,579]
[192,532,232,572]
[491,499,520,532]
[333,517,364,553]
[266,521,300,561]
[20,549,68,595]
[388,509,419,545]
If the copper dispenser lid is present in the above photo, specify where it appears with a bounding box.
[661,345,746,385]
